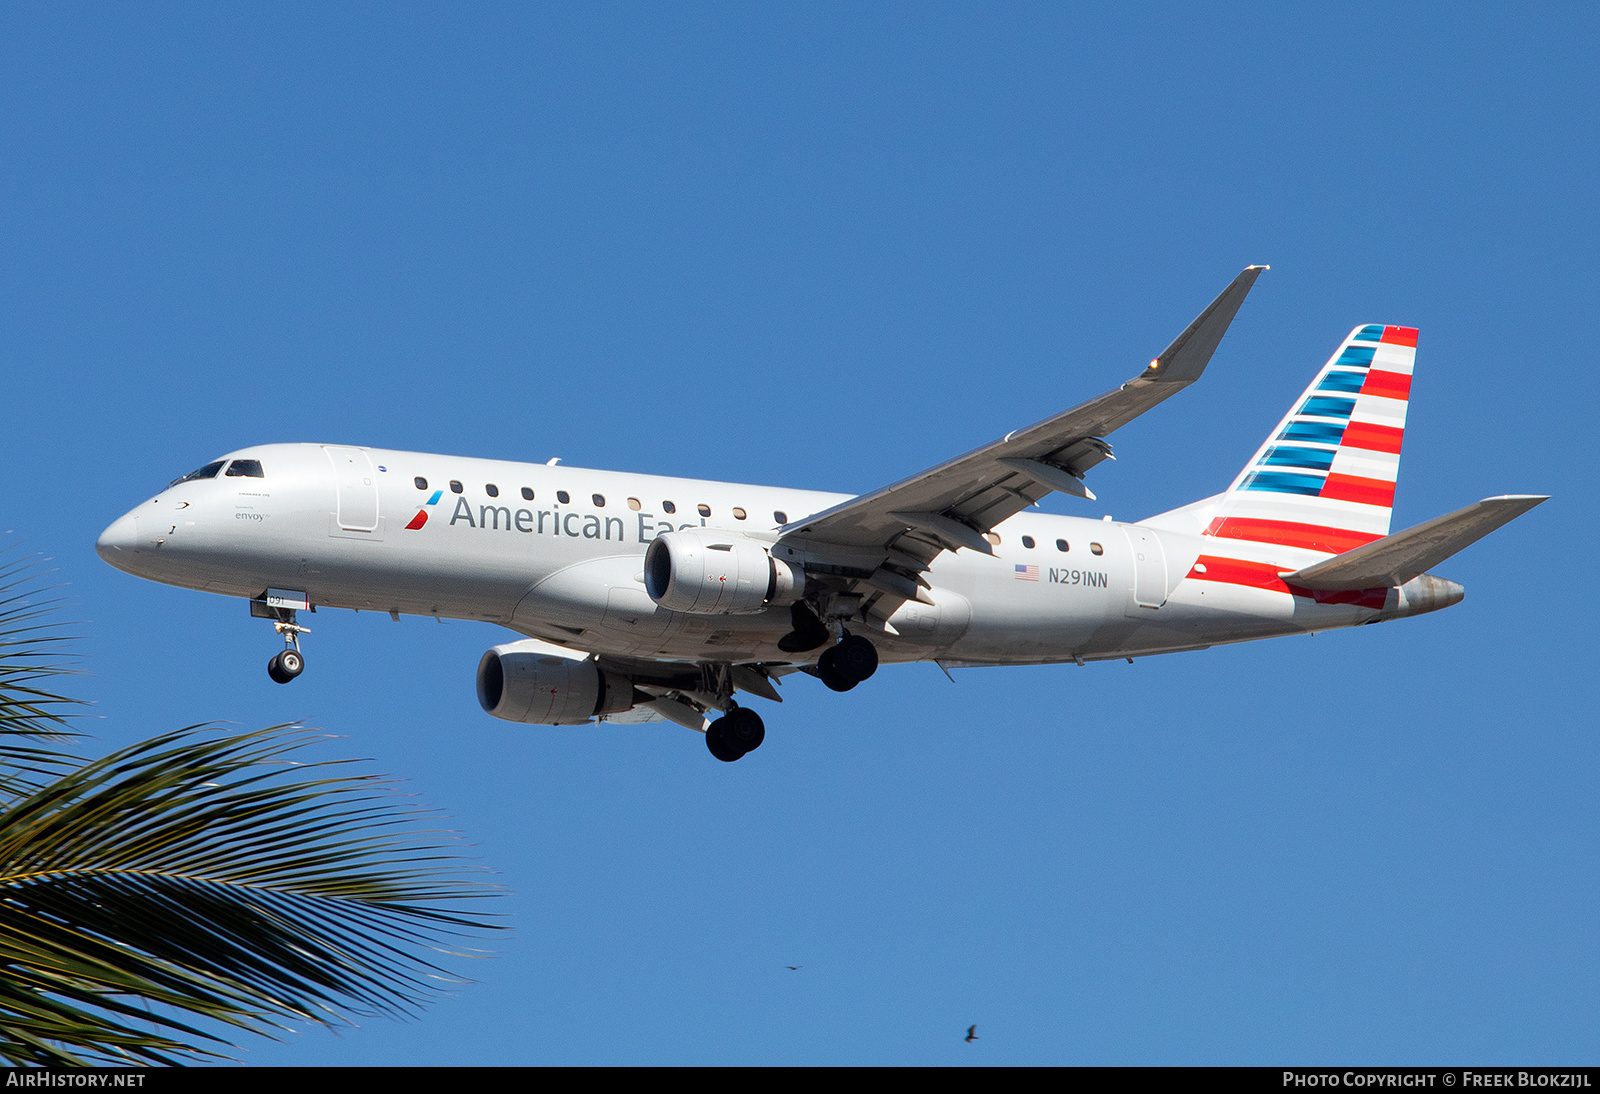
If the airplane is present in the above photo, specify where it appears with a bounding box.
[95,267,1546,762]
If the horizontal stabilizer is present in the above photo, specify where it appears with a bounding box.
[1284,495,1548,591]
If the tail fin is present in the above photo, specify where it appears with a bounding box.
[1205,324,1418,557]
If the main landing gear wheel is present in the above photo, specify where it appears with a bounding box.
[835,634,878,681]
[267,648,304,684]
[816,634,878,692]
[706,707,765,762]
[815,646,857,692]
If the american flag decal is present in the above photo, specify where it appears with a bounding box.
[1014,564,1039,581]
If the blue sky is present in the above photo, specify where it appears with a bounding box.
[2,3,1596,1065]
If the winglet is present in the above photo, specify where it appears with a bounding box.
[1145,265,1268,385]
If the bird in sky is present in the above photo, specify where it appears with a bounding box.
[965,1025,978,1043]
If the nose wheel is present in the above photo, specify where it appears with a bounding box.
[268,647,304,684]
[266,614,309,685]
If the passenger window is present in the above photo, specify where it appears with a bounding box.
[170,460,226,487]
[485,484,499,498]
[984,532,1001,546]
[450,481,463,494]
[224,459,265,478]
[627,497,641,511]
[557,491,570,504]
[1090,542,1104,555]
[414,477,428,490]
[521,487,534,501]
[1056,539,1070,552]
[662,501,676,514]
[1021,536,1035,549]
[774,510,788,524]
[592,494,605,507]
[698,504,711,517]
[733,507,747,521]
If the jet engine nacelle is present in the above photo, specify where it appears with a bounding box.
[643,530,805,615]
[476,641,634,725]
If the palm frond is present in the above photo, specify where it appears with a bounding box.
[0,543,502,1065]
[0,545,86,801]
[0,544,81,734]
[0,726,502,1066]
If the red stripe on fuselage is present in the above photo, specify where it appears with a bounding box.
[405,510,429,530]
[1300,585,1391,609]
[1185,555,1390,609]
[1186,555,1292,592]
[1360,370,1412,400]
[1203,517,1383,554]
[1339,420,1405,454]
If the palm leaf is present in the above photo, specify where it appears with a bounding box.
[0,547,503,1065]
[0,545,86,800]
[0,727,502,1065]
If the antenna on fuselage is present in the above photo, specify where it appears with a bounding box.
[547,457,561,465]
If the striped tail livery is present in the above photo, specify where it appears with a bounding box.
[1173,321,1543,612]
[1210,323,1416,557]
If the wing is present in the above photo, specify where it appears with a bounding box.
[774,267,1268,610]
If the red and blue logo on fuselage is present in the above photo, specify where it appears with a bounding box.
[404,490,444,530]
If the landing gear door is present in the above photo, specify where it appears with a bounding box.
[1121,526,1169,612]
[323,446,380,532]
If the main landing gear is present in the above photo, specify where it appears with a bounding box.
[777,601,831,653]
[705,706,766,763]
[265,613,309,685]
[816,633,878,692]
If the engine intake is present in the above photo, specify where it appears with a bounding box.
[476,641,634,725]
[643,531,805,615]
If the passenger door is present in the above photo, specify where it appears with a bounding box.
[1121,525,1169,612]
[323,446,380,532]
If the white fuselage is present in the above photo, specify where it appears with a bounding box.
[96,442,1441,670]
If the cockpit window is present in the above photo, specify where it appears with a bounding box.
[170,460,225,487]
[224,459,265,478]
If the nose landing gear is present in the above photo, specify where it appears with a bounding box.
[251,595,311,684]
[265,615,308,685]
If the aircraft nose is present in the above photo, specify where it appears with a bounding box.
[95,511,140,568]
